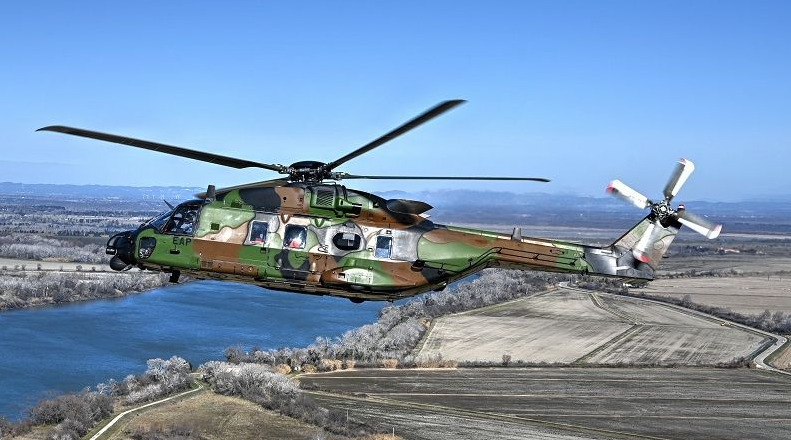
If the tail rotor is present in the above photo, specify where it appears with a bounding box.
[607,158,722,264]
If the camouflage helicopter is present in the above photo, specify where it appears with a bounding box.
[38,100,721,303]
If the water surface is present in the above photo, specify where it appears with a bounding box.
[0,281,385,419]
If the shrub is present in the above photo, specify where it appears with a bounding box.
[28,391,112,438]
[318,358,342,372]
[302,364,317,374]
[98,356,193,405]
[342,359,356,370]
[0,417,32,437]
[130,423,200,440]
[274,363,292,375]
[502,354,512,366]
[439,359,458,368]
[381,359,399,369]
[224,345,244,364]
[415,354,443,368]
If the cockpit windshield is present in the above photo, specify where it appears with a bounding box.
[163,204,201,235]
[146,210,173,231]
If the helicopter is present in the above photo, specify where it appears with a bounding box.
[37,100,722,303]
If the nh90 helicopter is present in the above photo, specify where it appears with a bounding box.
[38,100,722,303]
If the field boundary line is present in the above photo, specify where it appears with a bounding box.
[412,319,437,357]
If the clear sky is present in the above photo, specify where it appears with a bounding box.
[1,1,789,201]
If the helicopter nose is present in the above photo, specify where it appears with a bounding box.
[106,230,137,270]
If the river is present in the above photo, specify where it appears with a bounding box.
[0,281,386,419]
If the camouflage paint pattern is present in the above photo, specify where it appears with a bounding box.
[116,183,678,302]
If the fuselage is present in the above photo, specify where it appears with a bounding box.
[107,183,662,302]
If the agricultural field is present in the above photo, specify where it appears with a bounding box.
[301,368,791,440]
[415,288,767,365]
[103,392,342,440]
[643,276,791,314]
[657,254,791,276]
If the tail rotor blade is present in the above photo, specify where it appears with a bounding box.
[677,210,722,239]
[663,158,695,201]
[606,180,651,210]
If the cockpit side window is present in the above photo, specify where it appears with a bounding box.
[163,204,201,235]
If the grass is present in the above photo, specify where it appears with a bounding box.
[110,391,341,440]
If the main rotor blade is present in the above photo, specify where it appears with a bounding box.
[340,174,550,182]
[195,178,290,198]
[663,158,695,201]
[606,180,651,209]
[322,100,466,171]
[677,210,722,239]
[37,126,286,172]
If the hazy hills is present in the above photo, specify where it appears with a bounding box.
[1,183,788,234]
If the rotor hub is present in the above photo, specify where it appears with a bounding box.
[287,161,328,182]
[650,200,674,222]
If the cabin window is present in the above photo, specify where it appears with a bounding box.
[375,236,392,259]
[332,232,361,251]
[283,225,307,250]
[248,221,269,245]
[163,204,201,235]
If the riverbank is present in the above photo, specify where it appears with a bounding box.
[0,269,168,312]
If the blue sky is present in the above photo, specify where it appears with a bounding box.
[1,1,789,201]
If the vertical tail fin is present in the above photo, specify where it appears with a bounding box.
[610,216,679,277]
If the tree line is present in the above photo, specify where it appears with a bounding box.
[0,233,106,263]
[0,271,168,311]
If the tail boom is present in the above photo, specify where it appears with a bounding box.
[418,220,677,282]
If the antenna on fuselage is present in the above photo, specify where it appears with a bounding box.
[205,185,216,202]
[163,199,175,209]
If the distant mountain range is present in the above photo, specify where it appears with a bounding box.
[1,182,789,219]
[0,182,200,201]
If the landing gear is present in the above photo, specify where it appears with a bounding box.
[169,271,181,283]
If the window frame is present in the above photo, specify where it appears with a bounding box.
[283,224,308,250]
[374,235,393,259]
[247,220,269,246]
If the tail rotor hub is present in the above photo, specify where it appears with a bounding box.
[651,201,673,222]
